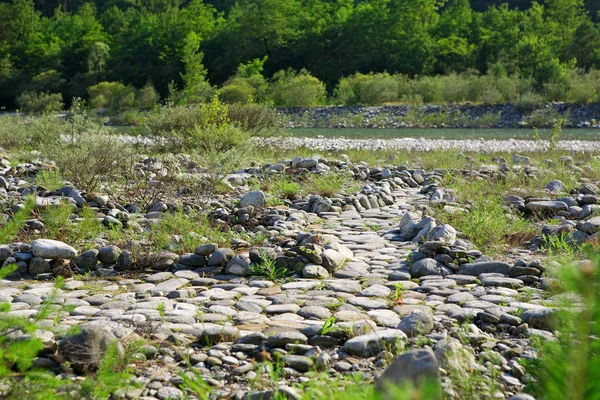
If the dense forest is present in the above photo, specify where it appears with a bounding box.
[0,0,599,109]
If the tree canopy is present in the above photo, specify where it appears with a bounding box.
[0,0,599,108]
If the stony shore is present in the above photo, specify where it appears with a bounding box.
[4,149,595,399]
[256,136,600,153]
[277,103,600,129]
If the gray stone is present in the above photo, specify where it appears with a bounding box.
[297,306,331,320]
[194,243,218,256]
[581,216,600,234]
[459,261,511,276]
[32,239,77,259]
[179,253,207,267]
[376,349,440,399]
[545,180,565,193]
[410,258,449,278]
[72,249,98,270]
[302,264,329,279]
[208,248,235,266]
[397,312,434,337]
[225,254,251,276]
[525,201,568,214]
[267,331,308,348]
[521,307,556,330]
[98,246,121,265]
[428,224,457,243]
[195,326,240,344]
[157,387,183,400]
[321,249,346,272]
[58,325,124,373]
[282,355,313,372]
[29,256,51,276]
[343,329,407,357]
[240,190,266,208]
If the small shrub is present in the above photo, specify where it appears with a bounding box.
[227,103,277,134]
[336,72,399,105]
[135,83,159,109]
[36,169,63,191]
[88,81,135,111]
[16,91,64,115]
[250,250,293,282]
[270,69,326,107]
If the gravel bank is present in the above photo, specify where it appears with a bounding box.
[256,136,600,152]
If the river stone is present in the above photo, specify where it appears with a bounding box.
[282,355,314,372]
[98,246,121,265]
[29,256,51,276]
[225,254,251,276]
[196,326,240,344]
[459,261,511,276]
[376,348,440,399]
[58,325,124,373]
[267,331,308,348]
[410,258,449,278]
[343,329,407,357]
[581,216,600,234]
[428,224,456,243]
[195,243,218,256]
[0,245,13,262]
[302,264,329,279]
[321,249,346,272]
[72,249,99,270]
[240,190,266,208]
[397,311,434,337]
[545,180,565,193]
[521,307,556,330]
[525,201,568,214]
[32,239,77,259]
[208,248,235,266]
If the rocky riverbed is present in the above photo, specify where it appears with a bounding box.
[256,136,600,153]
[277,103,600,129]
[0,150,595,400]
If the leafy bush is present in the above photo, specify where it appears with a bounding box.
[227,103,277,134]
[47,101,134,192]
[219,80,257,104]
[0,114,63,149]
[145,96,229,139]
[270,69,326,107]
[525,255,600,400]
[220,57,269,104]
[88,81,135,111]
[336,72,399,105]
[134,83,160,109]
[16,91,64,115]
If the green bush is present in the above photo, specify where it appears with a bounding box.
[227,103,277,134]
[336,72,399,105]
[219,80,257,104]
[16,91,64,115]
[145,96,230,139]
[270,69,326,107]
[134,83,159,109]
[88,81,135,111]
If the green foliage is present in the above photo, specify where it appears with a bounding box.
[438,178,537,255]
[16,91,63,115]
[320,316,336,335]
[35,169,63,191]
[526,255,600,400]
[88,81,135,111]
[2,0,600,108]
[270,69,326,107]
[336,72,399,105]
[135,83,160,109]
[250,250,294,282]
